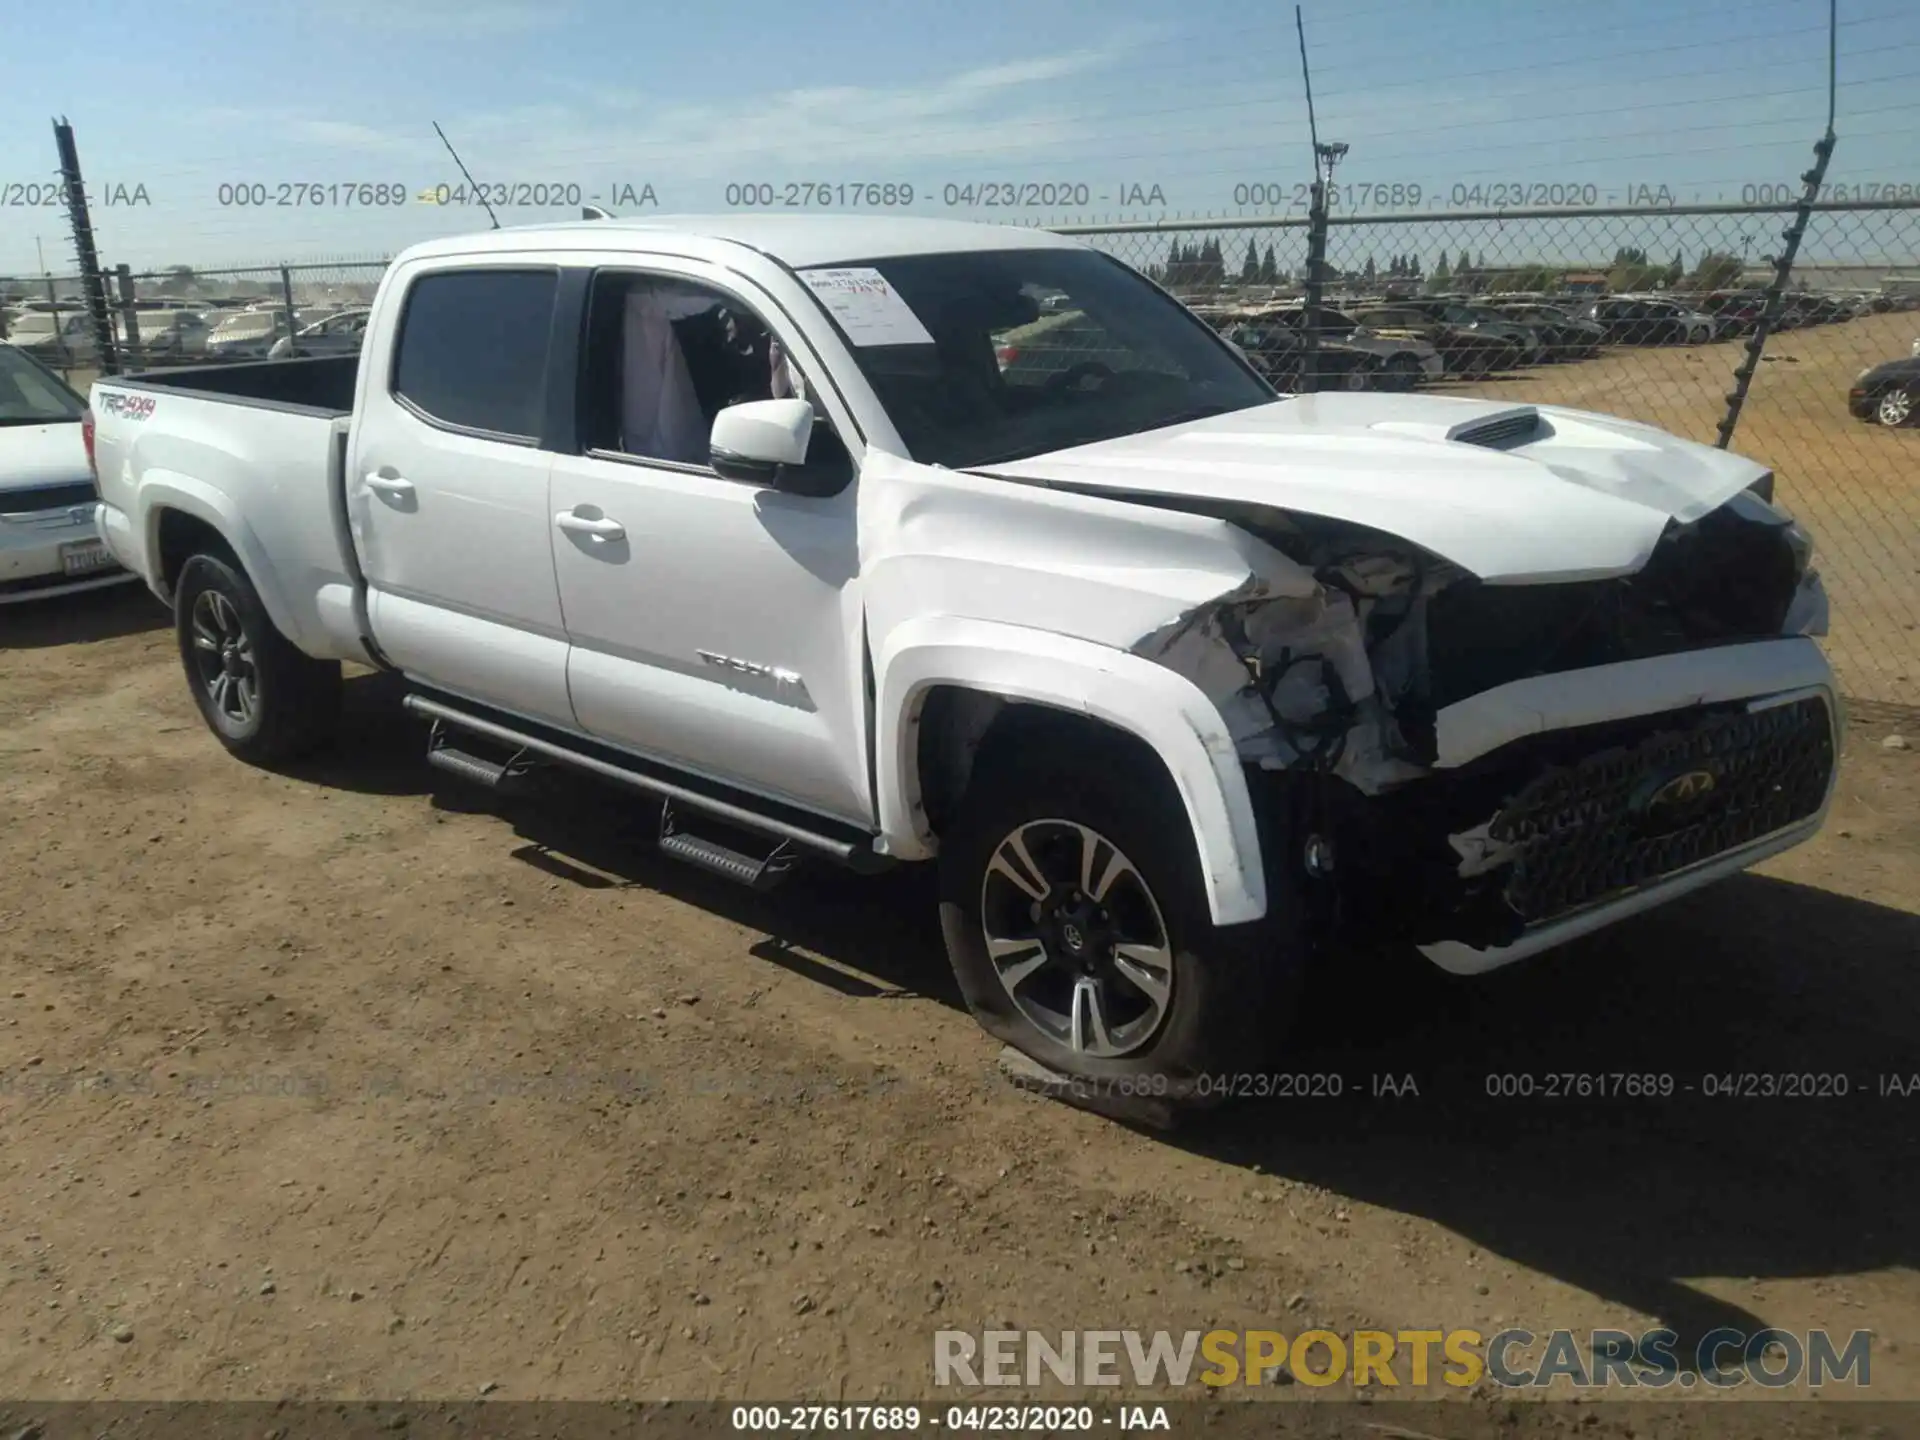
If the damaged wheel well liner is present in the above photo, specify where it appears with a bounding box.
[913,687,1186,844]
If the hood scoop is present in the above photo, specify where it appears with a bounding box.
[1362,404,1544,449]
[1445,406,1543,449]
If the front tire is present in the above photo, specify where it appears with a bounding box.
[938,733,1302,1100]
[175,550,341,764]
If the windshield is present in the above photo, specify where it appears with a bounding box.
[802,249,1274,469]
[0,343,85,423]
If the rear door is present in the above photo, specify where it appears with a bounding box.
[347,261,576,726]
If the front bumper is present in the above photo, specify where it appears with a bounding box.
[0,503,138,604]
[1417,685,1839,973]
[1286,642,1840,974]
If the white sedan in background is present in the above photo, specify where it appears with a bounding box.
[0,343,137,603]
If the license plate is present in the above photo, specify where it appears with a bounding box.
[60,540,116,576]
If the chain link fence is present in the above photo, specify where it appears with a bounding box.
[6,210,1915,705]
[0,257,390,388]
[1064,203,1920,707]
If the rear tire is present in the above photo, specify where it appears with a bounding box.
[938,731,1304,1104]
[175,550,341,764]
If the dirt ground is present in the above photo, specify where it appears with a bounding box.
[3,586,1918,1415]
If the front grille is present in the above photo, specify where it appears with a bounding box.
[0,481,96,515]
[1485,695,1833,926]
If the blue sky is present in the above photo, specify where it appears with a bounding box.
[2,0,1916,272]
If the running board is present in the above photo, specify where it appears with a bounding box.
[402,693,860,865]
[659,800,797,890]
[425,719,536,792]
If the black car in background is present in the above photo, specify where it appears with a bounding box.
[1583,297,1713,345]
[1848,354,1920,428]
[1485,301,1605,359]
[1398,298,1539,368]
[1349,302,1518,379]
[1219,320,1382,391]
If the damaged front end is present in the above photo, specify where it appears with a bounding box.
[1132,486,1833,953]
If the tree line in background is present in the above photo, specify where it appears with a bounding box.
[1147,237,1749,295]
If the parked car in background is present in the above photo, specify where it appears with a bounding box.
[1217,319,1382,391]
[1353,302,1519,378]
[115,309,212,363]
[1697,291,1770,337]
[1484,301,1605,360]
[205,309,325,360]
[6,309,98,367]
[1256,305,1444,390]
[1583,297,1714,345]
[0,342,134,602]
[1449,302,1553,365]
[268,307,371,359]
[1848,354,1919,428]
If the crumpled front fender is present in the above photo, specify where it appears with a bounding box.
[872,614,1270,927]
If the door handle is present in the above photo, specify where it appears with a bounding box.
[363,472,415,496]
[555,511,626,542]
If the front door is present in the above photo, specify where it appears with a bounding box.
[545,262,871,825]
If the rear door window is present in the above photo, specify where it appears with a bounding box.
[392,269,558,440]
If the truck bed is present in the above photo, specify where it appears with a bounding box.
[113,355,358,416]
[90,356,374,667]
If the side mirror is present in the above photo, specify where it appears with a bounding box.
[710,398,814,486]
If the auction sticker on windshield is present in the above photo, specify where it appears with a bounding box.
[801,267,934,347]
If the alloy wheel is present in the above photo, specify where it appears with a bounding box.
[189,589,259,726]
[979,819,1175,1059]
[1877,387,1914,427]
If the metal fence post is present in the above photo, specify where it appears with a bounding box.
[1717,132,1838,449]
[52,116,118,376]
[1301,181,1327,393]
[280,267,298,357]
[114,262,140,371]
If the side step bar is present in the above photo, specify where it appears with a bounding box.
[425,718,534,792]
[659,799,797,890]
[402,693,860,866]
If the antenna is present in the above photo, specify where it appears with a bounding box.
[1294,6,1347,393]
[432,121,499,230]
[1823,0,1837,138]
[1295,5,1320,162]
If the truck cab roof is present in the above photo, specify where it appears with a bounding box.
[395,214,1091,272]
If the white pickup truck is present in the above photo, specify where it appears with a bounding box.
[89,215,1837,1095]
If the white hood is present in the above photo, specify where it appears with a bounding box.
[0,421,91,496]
[980,393,1770,584]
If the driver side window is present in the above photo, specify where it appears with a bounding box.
[577,269,848,479]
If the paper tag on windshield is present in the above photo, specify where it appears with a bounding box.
[801,268,934,347]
